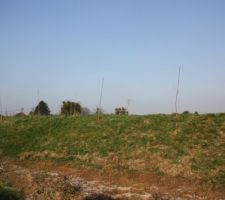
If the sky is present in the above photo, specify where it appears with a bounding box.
[0,0,225,115]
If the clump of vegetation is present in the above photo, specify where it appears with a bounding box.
[194,111,199,115]
[61,101,82,115]
[213,170,225,186]
[182,110,190,115]
[0,185,24,200]
[115,107,128,115]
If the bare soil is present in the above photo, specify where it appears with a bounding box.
[0,159,225,200]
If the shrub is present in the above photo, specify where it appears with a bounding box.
[182,110,190,115]
[194,111,199,115]
[115,107,128,115]
[61,101,82,115]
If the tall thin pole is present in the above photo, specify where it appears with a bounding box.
[97,78,104,121]
[5,96,8,116]
[0,96,2,115]
[126,99,131,114]
[37,89,40,115]
[0,96,2,120]
[175,65,181,114]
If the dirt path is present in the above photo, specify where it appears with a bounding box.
[0,159,224,200]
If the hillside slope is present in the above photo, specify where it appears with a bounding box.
[0,114,225,188]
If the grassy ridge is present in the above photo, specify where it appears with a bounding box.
[0,114,225,186]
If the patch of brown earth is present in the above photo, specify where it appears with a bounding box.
[0,159,225,200]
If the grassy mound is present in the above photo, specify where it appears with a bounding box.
[0,114,225,186]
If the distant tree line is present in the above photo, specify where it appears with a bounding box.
[28,100,91,116]
[13,100,131,117]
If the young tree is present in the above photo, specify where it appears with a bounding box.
[34,101,50,115]
[61,101,82,115]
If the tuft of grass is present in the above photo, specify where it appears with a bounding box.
[151,167,165,176]
[213,170,225,186]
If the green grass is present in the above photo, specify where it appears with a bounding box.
[0,113,225,187]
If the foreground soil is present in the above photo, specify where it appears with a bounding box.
[0,159,225,200]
